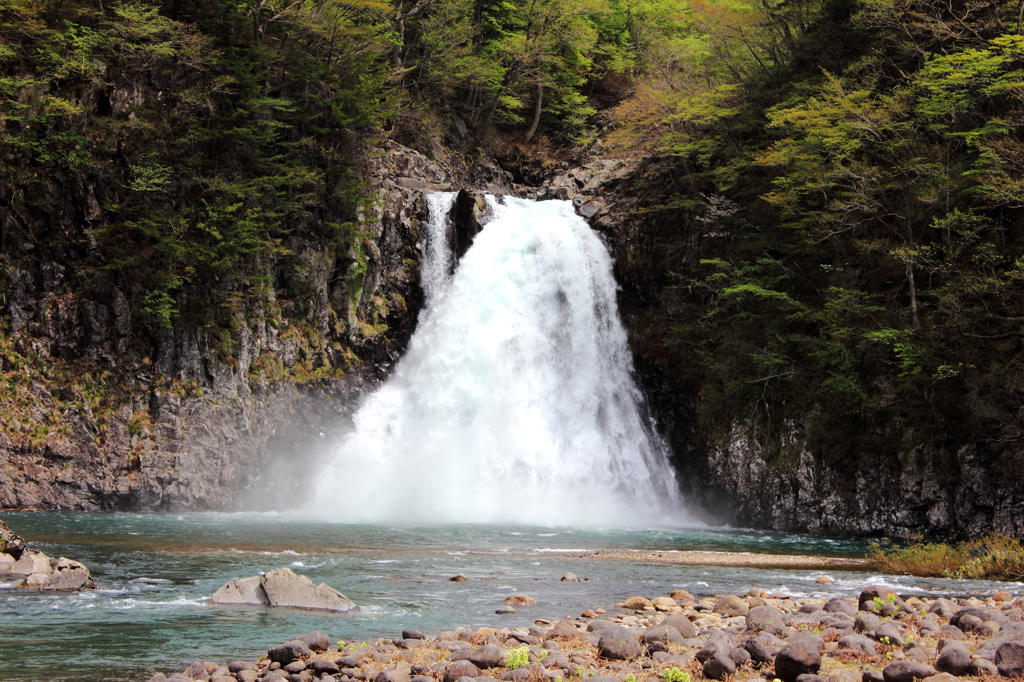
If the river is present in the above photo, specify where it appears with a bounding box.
[3,512,1019,682]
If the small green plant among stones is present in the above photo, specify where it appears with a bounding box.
[626,674,637,682]
[660,668,691,682]
[505,646,530,669]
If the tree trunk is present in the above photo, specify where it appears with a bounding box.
[392,13,405,69]
[472,0,485,52]
[905,222,920,329]
[524,84,543,142]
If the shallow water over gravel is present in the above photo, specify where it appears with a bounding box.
[1,512,1019,682]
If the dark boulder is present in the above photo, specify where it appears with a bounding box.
[747,605,787,636]
[643,625,685,647]
[662,614,697,638]
[597,626,640,660]
[956,614,984,633]
[745,634,781,664]
[938,625,965,640]
[452,190,492,261]
[855,613,882,633]
[714,595,749,617]
[697,631,739,663]
[310,659,341,676]
[729,647,751,667]
[928,599,958,618]
[881,662,935,682]
[997,641,1024,678]
[294,631,331,651]
[838,634,877,656]
[376,661,412,682]
[859,586,897,611]
[824,598,857,617]
[935,644,972,676]
[702,651,737,680]
[268,640,311,665]
[468,644,503,669]
[973,659,999,676]
[774,634,822,682]
[541,651,569,668]
[443,660,479,682]
[549,620,580,639]
[874,623,904,646]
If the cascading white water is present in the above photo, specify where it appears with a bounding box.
[418,192,458,308]
[309,195,688,526]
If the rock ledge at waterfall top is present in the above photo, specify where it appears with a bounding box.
[0,519,96,591]
[211,567,359,613]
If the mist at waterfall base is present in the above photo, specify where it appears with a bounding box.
[306,195,686,527]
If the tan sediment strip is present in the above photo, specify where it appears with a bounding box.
[565,549,870,570]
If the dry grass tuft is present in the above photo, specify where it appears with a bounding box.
[868,533,1024,580]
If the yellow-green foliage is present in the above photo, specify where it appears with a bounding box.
[869,534,1024,581]
[504,646,530,670]
[867,541,964,579]
[955,534,1024,581]
[0,333,133,448]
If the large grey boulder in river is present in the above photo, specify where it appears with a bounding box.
[211,567,359,612]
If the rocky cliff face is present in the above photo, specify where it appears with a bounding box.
[676,426,1024,540]
[0,141,513,511]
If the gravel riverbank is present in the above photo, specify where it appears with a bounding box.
[566,551,868,569]
[144,584,1024,682]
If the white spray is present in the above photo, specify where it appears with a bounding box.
[309,195,687,526]
[418,192,458,308]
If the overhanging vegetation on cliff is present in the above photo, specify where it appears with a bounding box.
[612,0,1024,535]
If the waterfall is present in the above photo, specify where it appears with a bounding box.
[418,192,458,309]
[309,195,687,526]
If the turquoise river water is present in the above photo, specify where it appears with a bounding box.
[2,512,1021,682]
